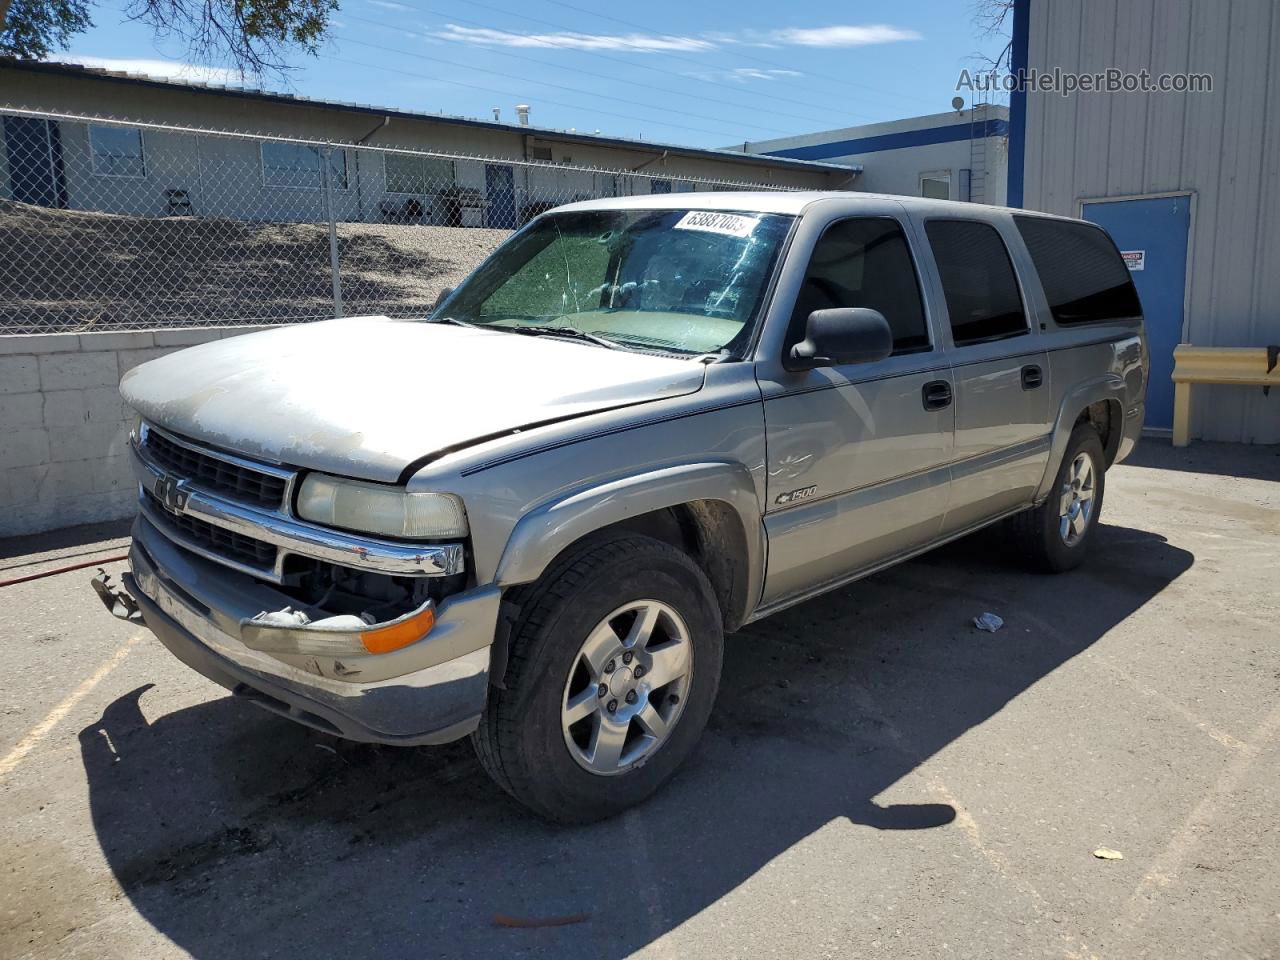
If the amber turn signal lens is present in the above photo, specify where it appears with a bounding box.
[360,605,435,655]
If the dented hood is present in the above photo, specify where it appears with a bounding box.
[120,316,706,482]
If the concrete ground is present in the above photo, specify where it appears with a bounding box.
[1,440,1277,960]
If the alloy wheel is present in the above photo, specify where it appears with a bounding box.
[1058,451,1097,546]
[560,599,694,776]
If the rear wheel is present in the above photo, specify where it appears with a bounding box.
[472,535,723,823]
[1009,423,1106,572]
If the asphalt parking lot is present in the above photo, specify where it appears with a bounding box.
[2,440,1277,960]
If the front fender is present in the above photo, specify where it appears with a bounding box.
[1035,373,1127,501]
[494,461,766,621]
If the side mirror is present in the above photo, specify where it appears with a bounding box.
[431,286,454,312]
[788,308,893,370]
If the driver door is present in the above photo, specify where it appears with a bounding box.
[756,207,955,609]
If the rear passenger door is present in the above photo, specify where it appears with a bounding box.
[918,217,1052,531]
[756,207,954,608]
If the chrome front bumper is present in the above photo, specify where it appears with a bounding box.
[124,516,499,745]
[130,427,464,584]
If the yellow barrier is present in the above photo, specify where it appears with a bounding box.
[1170,345,1279,447]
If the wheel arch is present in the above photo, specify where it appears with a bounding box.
[493,462,765,635]
[1035,375,1126,502]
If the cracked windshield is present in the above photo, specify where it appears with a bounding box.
[433,208,793,356]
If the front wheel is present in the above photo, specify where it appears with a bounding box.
[1009,423,1107,572]
[471,535,723,823]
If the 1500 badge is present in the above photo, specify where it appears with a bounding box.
[775,484,817,505]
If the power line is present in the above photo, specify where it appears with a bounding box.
[341,11,840,129]
[387,0,887,127]
[536,0,943,110]
[333,33,803,135]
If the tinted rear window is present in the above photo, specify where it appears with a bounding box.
[1014,216,1142,325]
[924,220,1028,346]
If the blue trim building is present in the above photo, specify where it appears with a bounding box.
[735,107,1010,206]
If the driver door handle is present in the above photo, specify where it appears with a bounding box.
[1021,364,1044,390]
[922,380,953,411]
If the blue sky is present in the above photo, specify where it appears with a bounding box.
[52,0,1008,149]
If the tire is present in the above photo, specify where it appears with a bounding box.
[1009,422,1107,573]
[471,534,724,824]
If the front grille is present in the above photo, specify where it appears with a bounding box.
[143,428,287,509]
[144,488,277,570]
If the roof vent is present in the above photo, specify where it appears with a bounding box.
[516,104,530,126]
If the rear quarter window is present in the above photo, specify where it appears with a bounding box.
[1014,216,1143,325]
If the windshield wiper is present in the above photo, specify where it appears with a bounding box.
[505,325,623,350]
[434,316,480,328]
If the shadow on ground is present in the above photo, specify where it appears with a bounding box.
[1122,437,1280,482]
[79,523,1192,958]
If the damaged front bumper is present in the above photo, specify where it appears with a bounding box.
[113,515,499,745]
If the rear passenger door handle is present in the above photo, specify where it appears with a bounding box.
[922,380,953,411]
[1021,364,1044,390]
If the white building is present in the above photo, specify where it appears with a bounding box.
[734,106,1009,206]
[0,60,852,227]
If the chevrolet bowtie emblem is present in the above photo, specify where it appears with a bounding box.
[155,473,190,515]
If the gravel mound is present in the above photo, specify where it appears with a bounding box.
[0,199,513,333]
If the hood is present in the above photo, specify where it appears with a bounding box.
[121,316,706,482]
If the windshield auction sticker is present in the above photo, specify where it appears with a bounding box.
[673,211,762,238]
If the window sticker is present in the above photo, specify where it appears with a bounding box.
[673,211,761,238]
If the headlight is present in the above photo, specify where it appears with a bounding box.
[297,474,469,539]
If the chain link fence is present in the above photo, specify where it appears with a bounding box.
[0,107,797,335]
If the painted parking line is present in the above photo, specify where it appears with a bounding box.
[1121,699,1280,926]
[0,633,143,780]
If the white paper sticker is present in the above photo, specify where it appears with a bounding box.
[673,211,761,238]
[1121,250,1145,271]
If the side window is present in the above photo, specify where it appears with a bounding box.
[789,218,930,356]
[89,125,145,179]
[925,220,1027,346]
[1014,216,1142,324]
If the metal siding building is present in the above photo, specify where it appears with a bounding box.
[1016,0,1279,444]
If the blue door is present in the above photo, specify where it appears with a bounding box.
[484,164,517,228]
[1082,195,1190,430]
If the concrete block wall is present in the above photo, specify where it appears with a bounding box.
[0,326,269,538]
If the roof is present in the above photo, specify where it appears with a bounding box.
[557,191,836,215]
[554,190,1089,224]
[1,59,855,177]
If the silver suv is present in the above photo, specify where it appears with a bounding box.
[101,192,1147,822]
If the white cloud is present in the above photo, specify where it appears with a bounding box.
[367,0,412,10]
[436,24,715,53]
[56,54,242,84]
[733,67,802,81]
[437,22,919,56]
[769,25,921,47]
[685,67,805,83]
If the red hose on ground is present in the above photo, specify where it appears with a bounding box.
[0,554,129,588]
